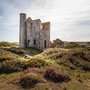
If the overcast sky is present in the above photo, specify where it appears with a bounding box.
[0,0,90,42]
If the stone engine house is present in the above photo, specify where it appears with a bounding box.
[19,13,50,50]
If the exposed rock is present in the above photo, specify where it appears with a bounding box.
[24,54,32,59]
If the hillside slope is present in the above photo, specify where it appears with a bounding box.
[0,45,90,90]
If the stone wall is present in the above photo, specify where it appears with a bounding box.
[19,13,50,50]
[50,38,64,48]
[40,22,50,50]
[19,13,26,48]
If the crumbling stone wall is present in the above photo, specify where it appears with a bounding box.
[50,38,64,48]
[40,22,50,50]
[19,13,26,48]
[19,13,50,50]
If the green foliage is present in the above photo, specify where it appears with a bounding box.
[0,48,19,58]
[48,52,63,60]
[24,58,48,69]
[5,47,41,56]
[0,57,48,73]
[57,60,76,70]
[6,48,25,55]
[87,42,90,45]
[64,51,90,71]
[0,42,18,47]
[42,48,60,56]
[0,45,90,90]
[0,56,15,63]
[0,59,25,73]
[64,42,80,48]
[72,51,85,58]
[42,48,90,72]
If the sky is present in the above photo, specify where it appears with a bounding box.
[0,0,90,42]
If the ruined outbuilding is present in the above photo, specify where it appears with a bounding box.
[50,38,64,48]
[19,13,50,50]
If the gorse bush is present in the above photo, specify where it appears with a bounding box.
[0,56,14,63]
[20,72,43,88]
[69,56,90,71]
[0,57,48,73]
[64,42,80,48]
[44,68,71,82]
[45,49,90,72]
[67,50,90,71]
[0,59,25,73]
[82,64,90,71]
[42,48,60,56]
[6,47,41,56]
[24,58,48,69]
[6,48,25,55]
[72,51,85,58]
[0,48,19,58]
[0,42,18,47]
[42,48,90,72]
[57,60,76,70]
[48,52,64,60]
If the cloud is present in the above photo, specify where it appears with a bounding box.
[0,0,90,42]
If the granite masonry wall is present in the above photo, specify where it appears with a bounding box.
[19,13,50,50]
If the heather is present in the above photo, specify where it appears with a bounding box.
[0,42,90,90]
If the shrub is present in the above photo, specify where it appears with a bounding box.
[44,68,71,82]
[7,48,25,55]
[0,56,14,63]
[6,47,41,56]
[57,60,76,70]
[0,42,18,47]
[0,59,25,73]
[24,58,48,69]
[69,66,76,70]
[42,48,60,56]
[49,52,63,60]
[0,57,48,73]
[69,57,76,64]
[20,73,43,88]
[72,51,85,58]
[82,64,90,71]
[69,57,90,71]
[0,48,19,58]
[64,42,80,48]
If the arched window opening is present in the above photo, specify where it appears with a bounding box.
[34,40,36,45]
[44,40,46,48]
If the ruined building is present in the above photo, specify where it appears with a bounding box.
[50,38,64,48]
[19,13,50,50]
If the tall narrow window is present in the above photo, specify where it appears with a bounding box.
[42,25,45,29]
[44,40,46,48]
[34,40,36,45]
[27,40,30,45]
[31,23,32,28]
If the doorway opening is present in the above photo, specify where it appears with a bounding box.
[34,40,36,45]
[44,40,46,48]
[27,40,30,45]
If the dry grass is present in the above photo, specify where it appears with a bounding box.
[0,42,90,90]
